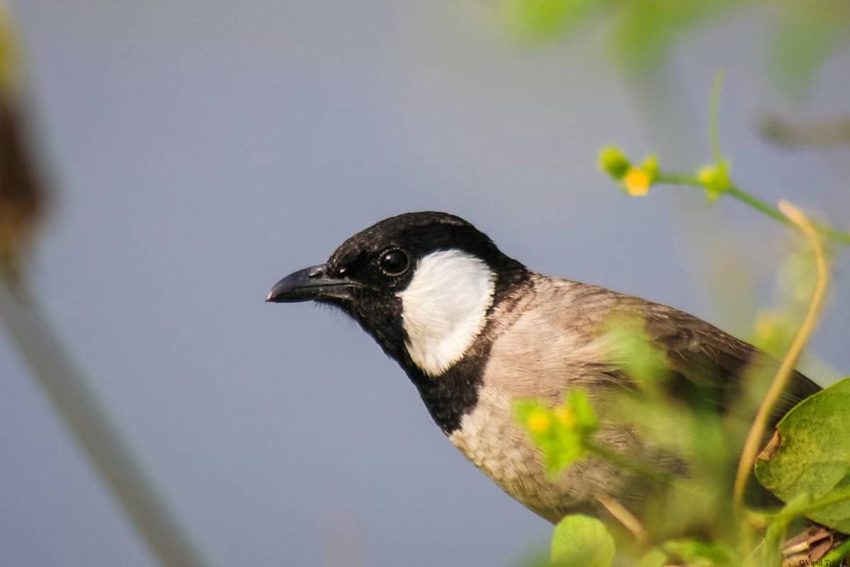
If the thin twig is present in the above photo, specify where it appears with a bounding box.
[596,494,648,544]
[655,172,850,245]
[708,71,724,164]
[732,200,830,508]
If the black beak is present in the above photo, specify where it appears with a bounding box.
[266,264,357,303]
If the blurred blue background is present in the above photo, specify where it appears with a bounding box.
[1,1,848,566]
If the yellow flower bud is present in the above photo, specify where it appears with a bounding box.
[553,405,575,428]
[623,167,651,197]
[527,409,552,434]
[697,165,718,186]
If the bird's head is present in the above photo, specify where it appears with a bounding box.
[267,211,527,378]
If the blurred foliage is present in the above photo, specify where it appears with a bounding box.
[516,331,850,564]
[610,0,739,79]
[501,0,600,41]
[0,6,15,92]
[760,113,850,148]
[0,5,45,281]
[750,248,823,359]
[639,538,739,567]
[515,389,598,475]
[498,0,850,93]
[518,93,850,562]
[768,1,850,96]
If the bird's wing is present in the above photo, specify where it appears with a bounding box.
[529,279,822,421]
[639,300,821,423]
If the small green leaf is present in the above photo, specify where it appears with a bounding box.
[551,515,615,567]
[755,377,850,533]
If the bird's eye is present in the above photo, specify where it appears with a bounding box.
[378,248,410,276]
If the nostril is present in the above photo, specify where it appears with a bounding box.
[308,265,326,278]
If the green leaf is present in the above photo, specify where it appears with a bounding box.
[755,377,850,533]
[551,515,615,567]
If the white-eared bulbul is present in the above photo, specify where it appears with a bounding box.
[266,211,820,529]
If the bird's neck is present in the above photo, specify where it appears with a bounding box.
[396,267,533,434]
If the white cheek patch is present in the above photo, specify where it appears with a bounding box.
[398,250,495,377]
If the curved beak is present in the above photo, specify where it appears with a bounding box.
[266,264,357,303]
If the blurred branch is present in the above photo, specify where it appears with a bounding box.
[760,113,850,148]
[0,7,206,565]
[655,172,850,246]
[0,285,207,567]
[0,13,43,280]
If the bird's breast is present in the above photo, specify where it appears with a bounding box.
[446,388,624,522]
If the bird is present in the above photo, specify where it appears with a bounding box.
[266,211,821,535]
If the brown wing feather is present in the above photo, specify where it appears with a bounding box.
[641,302,821,424]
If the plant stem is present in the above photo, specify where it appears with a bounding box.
[708,71,725,164]
[732,201,830,508]
[823,537,850,563]
[771,486,850,522]
[655,172,850,245]
[596,494,648,543]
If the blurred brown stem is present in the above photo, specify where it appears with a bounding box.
[0,281,207,567]
[760,113,850,148]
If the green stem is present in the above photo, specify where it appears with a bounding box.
[771,486,850,522]
[708,71,725,165]
[823,537,850,563]
[654,172,850,245]
[725,185,789,225]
